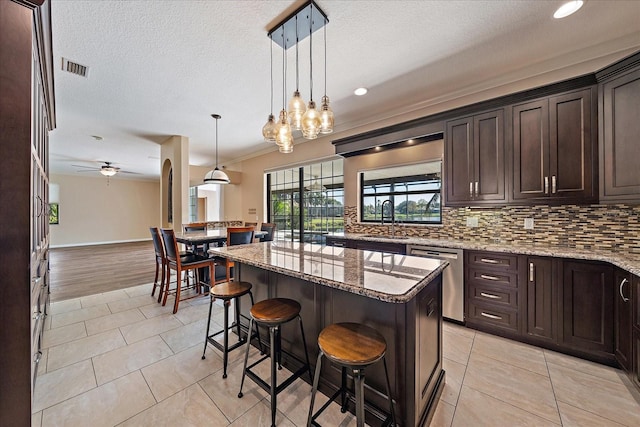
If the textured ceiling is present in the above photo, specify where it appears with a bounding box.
[49,0,640,180]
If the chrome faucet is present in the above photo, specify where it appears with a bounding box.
[381,199,395,237]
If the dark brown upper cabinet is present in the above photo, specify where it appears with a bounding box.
[599,65,640,203]
[445,109,506,206]
[512,87,597,204]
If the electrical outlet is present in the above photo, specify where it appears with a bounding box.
[466,216,479,227]
[524,218,534,230]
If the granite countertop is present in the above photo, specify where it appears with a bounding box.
[209,241,448,303]
[329,232,640,276]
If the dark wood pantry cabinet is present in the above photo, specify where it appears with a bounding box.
[512,88,597,204]
[445,109,506,206]
[525,257,556,343]
[0,1,55,425]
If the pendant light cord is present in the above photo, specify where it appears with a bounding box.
[282,33,287,109]
[309,4,313,101]
[323,23,327,96]
[270,37,273,114]
[215,117,219,167]
[295,15,299,91]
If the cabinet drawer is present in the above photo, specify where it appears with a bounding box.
[467,268,518,289]
[467,251,518,271]
[468,283,518,309]
[467,302,519,332]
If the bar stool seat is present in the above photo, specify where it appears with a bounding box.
[238,298,312,427]
[202,281,262,379]
[308,323,396,427]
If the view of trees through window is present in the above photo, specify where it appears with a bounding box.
[268,158,344,244]
[361,160,442,224]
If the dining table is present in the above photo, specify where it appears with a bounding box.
[175,227,268,249]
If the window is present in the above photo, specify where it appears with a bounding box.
[267,158,344,244]
[360,160,441,224]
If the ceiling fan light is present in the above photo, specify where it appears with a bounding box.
[262,114,277,142]
[100,168,117,177]
[288,90,306,130]
[301,100,321,139]
[553,0,583,18]
[203,167,231,184]
[319,95,334,134]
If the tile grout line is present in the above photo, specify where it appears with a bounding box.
[541,347,563,426]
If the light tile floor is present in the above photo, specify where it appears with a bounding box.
[33,283,640,426]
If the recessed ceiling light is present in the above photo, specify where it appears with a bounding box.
[354,87,368,96]
[553,1,584,19]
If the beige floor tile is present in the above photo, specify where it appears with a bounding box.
[119,383,229,426]
[107,294,159,313]
[431,400,455,427]
[42,322,87,349]
[452,386,559,427]
[141,345,224,402]
[544,348,628,385]
[80,289,130,308]
[139,299,176,318]
[444,321,476,340]
[174,301,211,325]
[85,308,146,336]
[119,313,183,344]
[46,328,126,372]
[33,360,96,413]
[43,312,52,331]
[557,401,626,426]
[441,357,466,406]
[229,399,296,427]
[50,303,111,329]
[199,349,268,422]
[31,411,42,427]
[443,329,473,365]
[548,362,640,426]
[472,332,548,376]
[93,335,174,385]
[161,318,212,354]
[38,348,48,375]
[463,353,560,423]
[48,298,82,315]
[41,371,155,427]
[123,283,156,298]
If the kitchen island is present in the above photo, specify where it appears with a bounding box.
[210,241,448,426]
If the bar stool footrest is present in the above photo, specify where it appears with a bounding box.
[245,352,309,397]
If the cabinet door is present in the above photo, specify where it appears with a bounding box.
[512,99,549,200]
[474,110,505,202]
[614,269,632,370]
[601,68,640,202]
[525,257,556,342]
[445,116,473,204]
[549,88,596,201]
[560,261,614,354]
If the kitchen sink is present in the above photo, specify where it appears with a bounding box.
[362,234,410,240]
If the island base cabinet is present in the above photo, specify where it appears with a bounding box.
[634,329,640,389]
[236,263,444,427]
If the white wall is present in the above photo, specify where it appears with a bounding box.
[49,173,161,247]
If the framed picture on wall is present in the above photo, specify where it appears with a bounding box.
[49,203,59,225]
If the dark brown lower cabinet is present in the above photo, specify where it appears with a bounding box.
[633,329,640,389]
[560,260,614,356]
[614,269,633,370]
[633,276,640,388]
[525,257,556,342]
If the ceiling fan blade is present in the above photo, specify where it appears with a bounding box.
[72,164,100,170]
[118,170,142,175]
[76,169,99,173]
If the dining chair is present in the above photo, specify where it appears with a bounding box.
[160,228,215,313]
[259,222,277,242]
[183,222,208,254]
[217,226,255,282]
[244,222,258,227]
[149,227,167,303]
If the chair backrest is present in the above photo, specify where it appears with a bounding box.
[226,226,255,246]
[150,227,165,257]
[183,222,207,232]
[160,228,179,262]
[260,223,277,242]
[244,222,257,227]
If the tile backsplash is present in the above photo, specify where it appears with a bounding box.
[344,204,640,254]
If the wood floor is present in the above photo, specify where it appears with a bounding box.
[49,241,157,302]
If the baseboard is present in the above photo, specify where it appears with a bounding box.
[50,238,152,249]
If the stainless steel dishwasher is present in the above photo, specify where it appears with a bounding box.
[407,245,464,322]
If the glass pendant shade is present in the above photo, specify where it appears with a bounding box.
[275,110,293,148]
[288,90,306,130]
[278,141,293,153]
[203,167,230,184]
[262,114,277,142]
[301,100,321,139]
[319,95,334,134]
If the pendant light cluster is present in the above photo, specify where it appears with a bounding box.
[262,0,333,153]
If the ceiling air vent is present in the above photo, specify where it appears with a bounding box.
[61,58,89,77]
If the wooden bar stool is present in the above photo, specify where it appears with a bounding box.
[201,281,263,378]
[238,298,312,427]
[307,323,396,427]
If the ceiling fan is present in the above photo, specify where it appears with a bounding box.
[72,161,139,177]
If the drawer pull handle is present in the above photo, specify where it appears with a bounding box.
[474,181,479,195]
[470,182,474,197]
[481,312,502,320]
[551,175,557,194]
[529,262,535,282]
[619,278,630,303]
[544,176,549,194]
[480,258,499,264]
[480,292,501,299]
[480,274,500,281]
